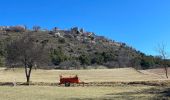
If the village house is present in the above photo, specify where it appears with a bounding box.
[54,32,64,38]
[0,26,3,31]
[0,26,9,31]
[71,27,84,35]
[71,27,79,34]
[80,28,84,33]
[0,25,26,32]
[113,42,121,47]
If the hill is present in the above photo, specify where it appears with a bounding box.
[0,26,169,69]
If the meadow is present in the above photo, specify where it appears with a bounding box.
[0,67,168,83]
[1,85,169,100]
[0,67,170,100]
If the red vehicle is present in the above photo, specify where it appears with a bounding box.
[59,75,84,87]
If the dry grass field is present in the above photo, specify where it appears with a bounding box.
[0,67,169,83]
[1,85,168,100]
[0,67,170,100]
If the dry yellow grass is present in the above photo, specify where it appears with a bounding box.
[0,85,156,100]
[0,67,170,100]
[0,67,169,83]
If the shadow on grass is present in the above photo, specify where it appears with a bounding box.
[66,87,170,100]
[106,87,170,100]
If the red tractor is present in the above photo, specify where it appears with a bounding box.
[59,75,84,87]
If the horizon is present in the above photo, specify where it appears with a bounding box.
[0,0,170,56]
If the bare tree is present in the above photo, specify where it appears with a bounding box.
[156,43,169,78]
[6,33,49,84]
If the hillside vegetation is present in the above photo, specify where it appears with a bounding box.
[0,26,170,69]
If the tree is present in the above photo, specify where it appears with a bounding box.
[6,33,49,84]
[140,55,155,69]
[50,48,67,65]
[156,43,169,78]
[79,54,91,65]
[102,51,115,62]
[91,52,104,65]
[0,41,6,67]
[130,57,141,69]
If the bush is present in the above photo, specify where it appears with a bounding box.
[0,56,5,67]
[50,49,68,65]
[0,41,5,67]
[0,41,5,56]
[58,38,65,43]
[102,52,115,62]
[79,54,91,65]
[140,56,155,69]
[91,53,104,64]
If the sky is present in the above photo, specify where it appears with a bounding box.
[0,0,170,56]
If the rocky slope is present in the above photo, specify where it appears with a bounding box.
[0,26,168,69]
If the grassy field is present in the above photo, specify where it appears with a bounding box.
[0,67,169,83]
[0,67,170,100]
[0,85,169,100]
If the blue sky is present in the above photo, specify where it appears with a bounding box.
[0,0,170,56]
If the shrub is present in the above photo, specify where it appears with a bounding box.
[79,54,91,65]
[140,56,155,69]
[50,49,68,65]
[58,38,65,43]
[102,51,115,62]
[91,53,104,64]
[0,56,5,67]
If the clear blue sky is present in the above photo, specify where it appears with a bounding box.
[0,0,170,56]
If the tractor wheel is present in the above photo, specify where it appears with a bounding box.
[65,82,70,87]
